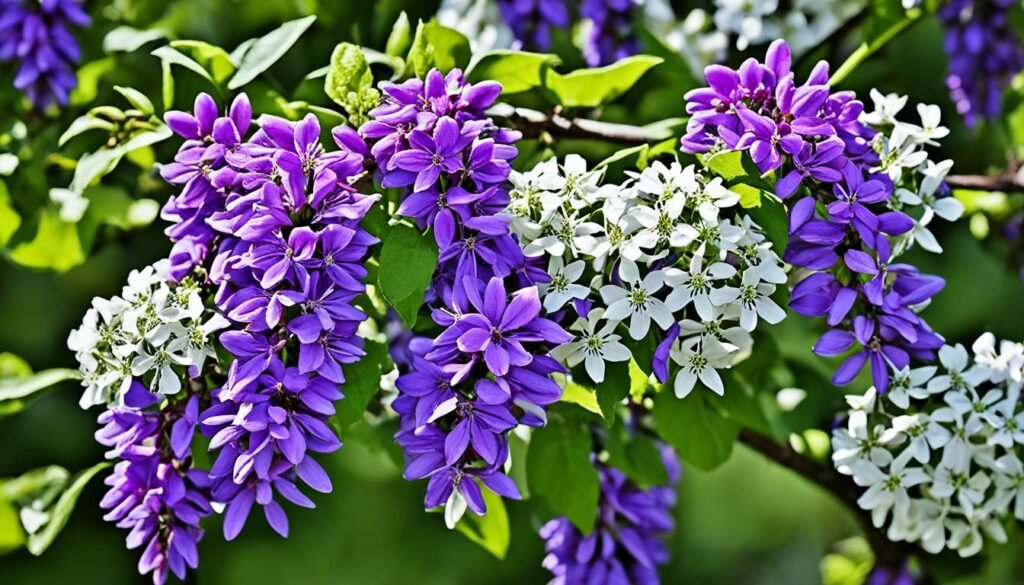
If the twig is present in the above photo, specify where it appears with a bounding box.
[487,103,659,145]
[738,428,925,573]
[945,173,1023,193]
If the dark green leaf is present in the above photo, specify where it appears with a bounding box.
[527,413,599,534]
[335,339,390,428]
[652,392,739,471]
[604,429,669,489]
[543,55,663,108]
[744,194,789,256]
[228,16,317,90]
[467,50,560,94]
[377,223,438,328]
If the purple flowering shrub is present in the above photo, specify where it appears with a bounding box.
[0,0,90,109]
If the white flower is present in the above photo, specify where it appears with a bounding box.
[713,0,778,49]
[599,259,675,340]
[540,257,590,312]
[708,267,785,332]
[560,154,604,210]
[678,304,752,361]
[693,177,740,221]
[931,467,991,519]
[131,337,190,395]
[523,212,602,258]
[854,449,930,529]
[993,454,1024,520]
[553,309,632,384]
[915,103,950,145]
[437,0,513,52]
[833,407,895,475]
[49,188,89,222]
[928,344,988,394]
[886,365,938,409]
[883,412,950,464]
[670,336,733,398]
[861,89,909,127]
[444,489,468,530]
[664,244,736,320]
[973,333,1024,390]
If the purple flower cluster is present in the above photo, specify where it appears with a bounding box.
[497,0,570,51]
[580,0,643,67]
[540,443,680,585]
[938,0,1024,127]
[0,0,89,109]
[161,94,379,539]
[362,68,572,519]
[681,40,945,393]
[95,383,211,585]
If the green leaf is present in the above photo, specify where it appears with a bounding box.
[25,462,111,556]
[652,392,739,471]
[377,223,438,328]
[543,55,663,108]
[526,411,599,534]
[69,58,117,106]
[385,11,412,58]
[467,50,560,94]
[406,20,471,78]
[170,40,236,84]
[0,180,20,247]
[560,381,603,417]
[335,340,390,428]
[151,45,218,87]
[454,486,511,560]
[83,186,160,231]
[103,26,166,53]
[603,429,669,489]
[829,7,921,87]
[0,354,31,378]
[228,15,317,90]
[59,116,115,148]
[0,497,24,555]
[70,125,173,194]
[744,193,789,254]
[7,208,87,272]
[0,368,78,402]
[161,57,174,110]
[112,86,154,116]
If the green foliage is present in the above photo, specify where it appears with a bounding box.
[0,180,19,247]
[406,20,471,78]
[22,463,112,556]
[229,15,318,89]
[377,223,438,328]
[103,26,166,53]
[454,488,511,560]
[0,366,79,418]
[526,407,600,534]
[324,43,380,126]
[543,55,663,108]
[603,428,669,489]
[335,339,391,429]
[467,51,561,94]
[653,391,740,471]
[170,40,237,85]
[385,11,413,59]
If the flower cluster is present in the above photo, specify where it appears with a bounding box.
[540,441,680,584]
[833,334,1024,557]
[938,0,1024,127]
[711,0,863,54]
[497,0,570,52]
[437,0,516,53]
[67,260,228,409]
[0,0,90,109]
[579,0,643,67]
[507,156,786,399]
[95,389,212,585]
[363,67,575,524]
[681,40,954,393]
[160,94,379,540]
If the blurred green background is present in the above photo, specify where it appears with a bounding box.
[1,1,1024,583]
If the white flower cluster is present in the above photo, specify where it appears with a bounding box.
[506,156,786,398]
[862,90,965,255]
[833,334,1024,557]
[712,0,865,54]
[437,0,515,53]
[67,260,228,408]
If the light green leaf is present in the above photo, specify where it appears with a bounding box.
[454,487,511,560]
[161,57,174,110]
[467,50,560,94]
[653,392,739,471]
[103,26,166,53]
[0,354,31,378]
[526,410,599,534]
[83,186,159,230]
[544,55,662,108]
[113,86,154,116]
[0,368,79,402]
[151,45,217,86]
[69,58,116,106]
[7,208,86,272]
[406,20,471,78]
[59,116,115,147]
[170,40,236,84]
[560,381,603,417]
[26,462,111,556]
[0,497,24,555]
[70,125,173,194]
[385,11,412,58]
[335,339,390,428]
[377,223,438,328]
[0,180,20,247]
[228,15,317,90]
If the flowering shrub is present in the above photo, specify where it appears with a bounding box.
[3,3,1024,585]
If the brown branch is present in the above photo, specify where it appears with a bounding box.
[945,173,1023,193]
[738,429,927,574]
[487,104,660,145]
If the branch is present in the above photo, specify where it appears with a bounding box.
[945,173,1023,193]
[487,103,660,145]
[738,429,926,573]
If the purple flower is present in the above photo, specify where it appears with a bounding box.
[0,0,90,109]
[580,0,643,67]
[775,137,846,198]
[497,0,570,51]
